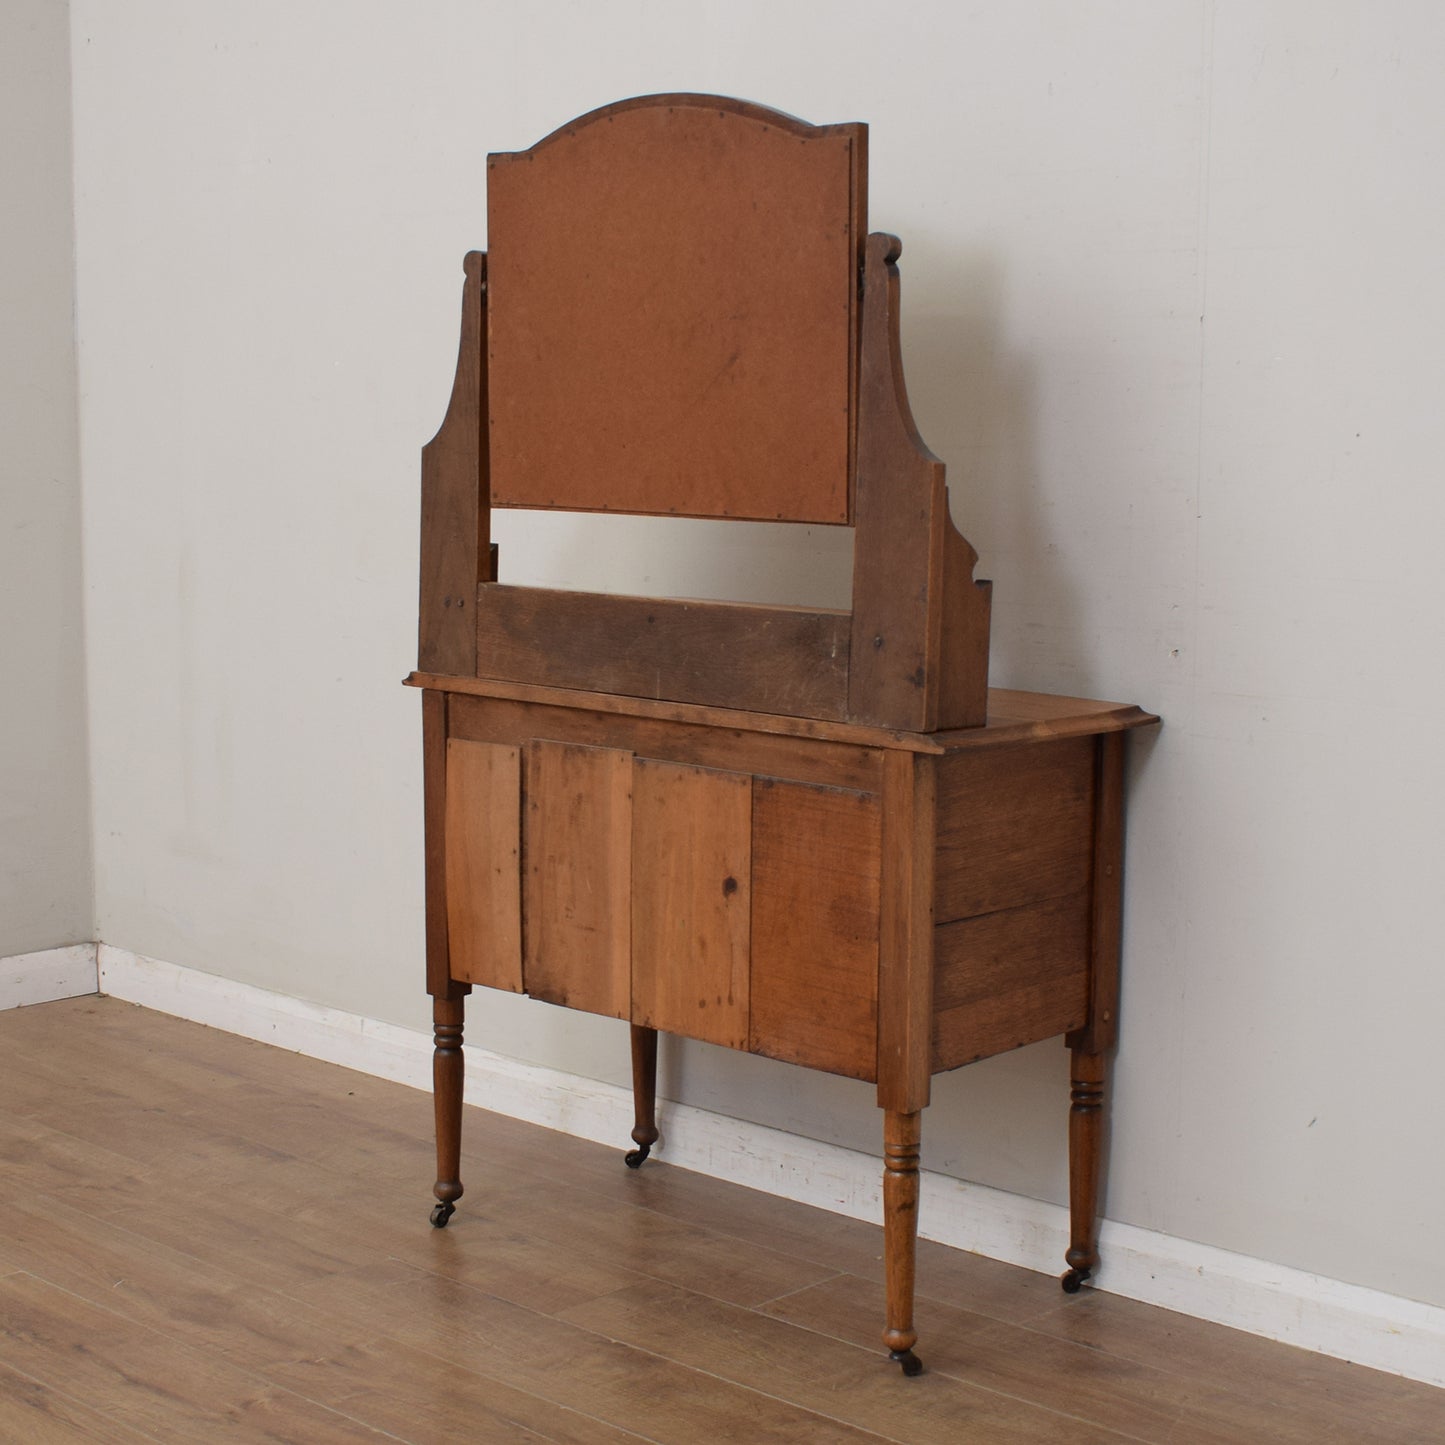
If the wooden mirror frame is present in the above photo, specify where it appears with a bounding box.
[419,95,990,732]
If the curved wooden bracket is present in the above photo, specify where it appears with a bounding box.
[419,250,489,676]
[849,234,990,731]
[419,111,989,735]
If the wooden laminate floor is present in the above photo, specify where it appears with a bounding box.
[0,997,1440,1443]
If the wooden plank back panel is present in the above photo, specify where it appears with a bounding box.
[935,736,1095,924]
[487,95,864,523]
[522,741,632,1018]
[749,778,881,1081]
[475,586,850,720]
[932,893,1090,1070]
[448,692,884,794]
[444,739,523,991]
[631,760,751,1048]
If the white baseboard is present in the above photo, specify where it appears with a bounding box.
[1,943,98,1011]
[96,944,1445,1390]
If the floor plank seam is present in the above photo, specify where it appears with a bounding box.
[257,1279,671,1445]
[3,1268,417,1443]
[731,1305,1153,1444]
[989,1304,1369,1434]
[751,1270,852,1311]
[340,1296,872,1445]
[6,998,1441,1444]
[0,1353,164,1443]
[542,1330,907,1445]
[617,1173,887,1275]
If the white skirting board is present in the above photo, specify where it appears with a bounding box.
[0,943,98,1011]
[95,944,1445,1390]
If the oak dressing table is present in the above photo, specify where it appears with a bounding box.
[406,93,1157,1375]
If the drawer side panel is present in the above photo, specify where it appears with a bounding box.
[935,736,1094,924]
[931,892,1090,1069]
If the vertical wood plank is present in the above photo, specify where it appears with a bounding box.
[631,759,751,1049]
[1069,732,1126,1056]
[876,750,936,1112]
[443,739,523,992]
[749,778,881,1080]
[523,741,632,1018]
[422,691,467,1001]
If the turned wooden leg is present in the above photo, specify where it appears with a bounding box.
[430,995,465,1227]
[625,1024,659,1168]
[1063,1047,1107,1291]
[882,1109,924,1376]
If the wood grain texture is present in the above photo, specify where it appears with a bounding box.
[444,739,523,991]
[432,996,465,1211]
[1070,731,1127,1055]
[0,1357,156,1443]
[422,690,468,1001]
[0,1271,390,1443]
[475,584,850,720]
[931,893,1091,1070]
[882,1110,922,1358]
[559,1278,1130,1445]
[487,95,863,523]
[749,777,882,1081]
[848,233,989,731]
[631,759,751,1048]
[628,1024,659,1156]
[935,735,1095,925]
[1067,1049,1108,1279]
[418,251,487,677]
[448,690,883,792]
[307,1261,878,1445]
[938,690,1161,749]
[875,751,937,1112]
[4,999,1437,1445]
[765,1270,1437,1445]
[411,671,1159,755]
[523,741,633,1018]
[937,517,993,729]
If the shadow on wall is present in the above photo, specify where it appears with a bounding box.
[905,240,1162,1206]
[902,240,1087,696]
[506,241,1158,1210]
[510,244,1053,633]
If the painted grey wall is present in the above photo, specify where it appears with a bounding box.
[72,1,1445,1310]
[0,0,91,957]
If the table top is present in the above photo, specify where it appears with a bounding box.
[405,671,1158,755]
